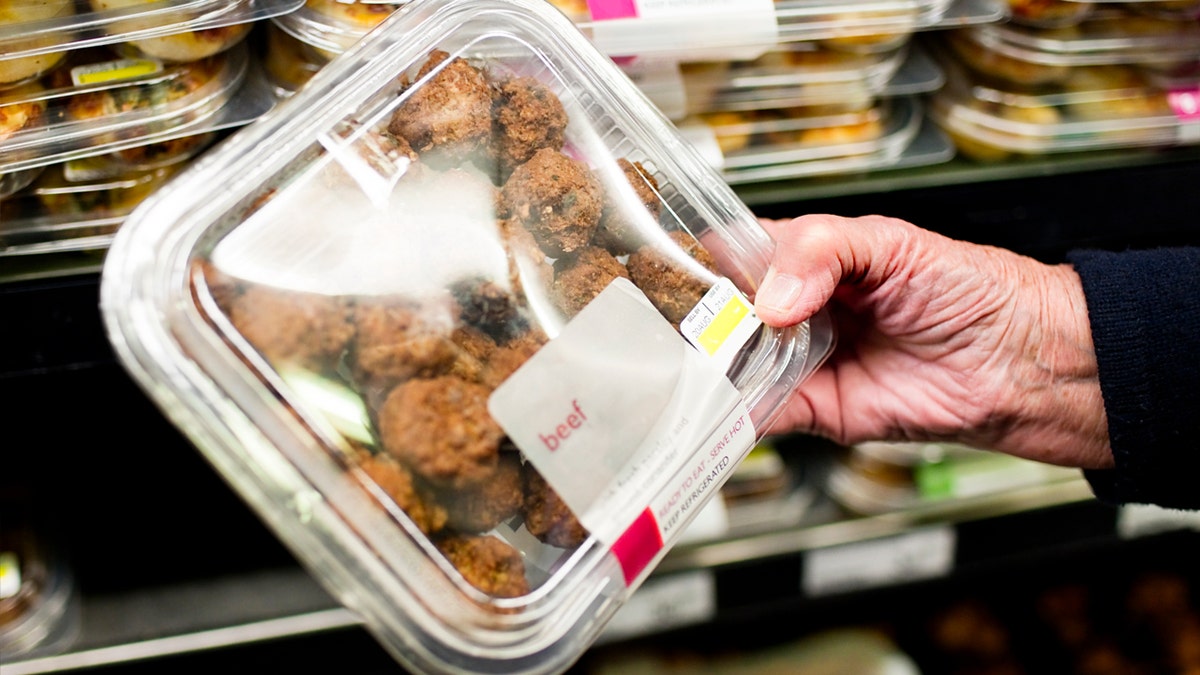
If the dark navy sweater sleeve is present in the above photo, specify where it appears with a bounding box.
[1066,247,1200,511]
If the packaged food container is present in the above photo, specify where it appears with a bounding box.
[680,43,917,115]
[929,51,1200,161]
[690,96,950,184]
[0,42,250,174]
[946,10,1200,86]
[0,489,79,659]
[827,441,1078,515]
[1003,0,1094,29]
[99,1,834,672]
[0,0,301,66]
[262,18,328,97]
[1,156,185,256]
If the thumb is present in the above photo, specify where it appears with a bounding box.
[754,214,899,327]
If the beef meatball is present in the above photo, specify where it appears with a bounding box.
[500,147,602,257]
[626,230,719,326]
[388,50,492,167]
[490,75,568,182]
[377,375,504,489]
[479,327,547,389]
[438,452,524,533]
[551,246,630,316]
[523,464,588,549]
[593,158,662,255]
[349,296,461,401]
[227,285,354,372]
[436,534,530,599]
[356,451,448,535]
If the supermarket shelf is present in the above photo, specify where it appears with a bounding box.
[11,472,1199,674]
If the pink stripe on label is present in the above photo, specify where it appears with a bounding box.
[587,0,638,20]
[611,508,663,585]
[1169,88,1200,120]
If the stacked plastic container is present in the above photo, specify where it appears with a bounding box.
[0,0,294,260]
[927,3,1200,160]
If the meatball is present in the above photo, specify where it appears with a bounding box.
[479,327,547,389]
[356,451,448,535]
[449,276,527,342]
[551,246,630,316]
[436,534,530,599]
[438,451,524,533]
[523,464,588,548]
[593,158,663,255]
[500,147,602,257]
[227,285,354,372]
[377,375,504,489]
[349,296,461,399]
[388,50,492,167]
[490,75,568,182]
[625,230,719,326]
[499,218,554,305]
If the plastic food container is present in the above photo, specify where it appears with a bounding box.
[689,96,949,184]
[1004,0,1094,29]
[0,0,301,66]
[0,42,250,174]
[1,156,186,256]
[929,51,1200,161]
[827,441,1078,515]
[946,10,1200,86]
[99,1,834,672]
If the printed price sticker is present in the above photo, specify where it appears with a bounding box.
[680,277,762,371]
[71,58,163,87]
[803,526,955,597]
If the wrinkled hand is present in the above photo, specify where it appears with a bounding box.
[754,214,1112,469]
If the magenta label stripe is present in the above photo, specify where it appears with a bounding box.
[611,508,663,585]
[1169,89,1200,121]
[587,0,638,20]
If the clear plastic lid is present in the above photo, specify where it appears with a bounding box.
[1003,0,1095,29]
[685,96,946,184]
[952,10,1200,71]
[1,154,187,256]
[0,41,277,174]
[98,1,833,672]
[929,52,1200,160]
[0,0,302,66]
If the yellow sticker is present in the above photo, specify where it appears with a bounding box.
[71,58,163,87]
[696,292,750,356]
[680,277,762,370]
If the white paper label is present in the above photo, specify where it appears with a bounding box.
[803,526,956,597]
[588,0,778,61]
[599,569,717,642]
[489,278,753,585]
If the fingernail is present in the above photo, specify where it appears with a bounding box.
[758,272,804,312]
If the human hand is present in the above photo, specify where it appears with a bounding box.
[754,214,1112,469]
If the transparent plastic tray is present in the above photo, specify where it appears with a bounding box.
[1,154,188,256]
[709,96,950,183]
[929,54,1200,160]
[1,41,277,174]
[98,1,834,673]
[1002,0,1095,29]
[0,0,302,67]
[681,41,944,114]
[949,10,1200,76]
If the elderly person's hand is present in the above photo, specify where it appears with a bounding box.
[754,214,1111,469]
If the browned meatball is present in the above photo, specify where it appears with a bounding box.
[227,285,354,371]
[593,158,662,255]
[523,464,588,548]
[499,218,554,303]
[551,246,630,316]
[500,147,602,257]
[449,276,528,342]
[349,297,461,400]
[490,75,568,182]
[377,376,504,489]
[436,534,530,599]
[438,452,524,533]
[388,50,492,167]
[356,451,448,535]
[626,230,719,325]
[479,327,547,389]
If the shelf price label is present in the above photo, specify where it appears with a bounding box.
[802,526,955,597]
